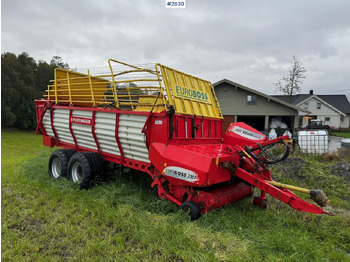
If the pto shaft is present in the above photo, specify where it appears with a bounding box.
[266,181,330,207]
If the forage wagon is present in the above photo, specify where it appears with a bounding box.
[35,59,332,219]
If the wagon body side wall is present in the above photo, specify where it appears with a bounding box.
[38,103,158,173]
[36,101,224,179]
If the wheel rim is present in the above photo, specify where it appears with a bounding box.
[51,158,62,178]
[71,162,84,183]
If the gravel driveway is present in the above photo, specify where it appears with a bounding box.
[329,135,342,153]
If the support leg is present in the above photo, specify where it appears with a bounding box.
[253,190,267,209]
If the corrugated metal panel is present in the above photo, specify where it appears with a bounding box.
[42,110,55,137]
[72,110,93,118]
[53,109,73,144]
[119,114,149,163]
[49,108,150,163]
[72,110,97,150]
[95,112,120,156]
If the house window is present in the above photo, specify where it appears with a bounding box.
[325,117,330,122]
[341,115,344,121]
[304,103,309,109]
[247,95,257,105]
[317,103,321,109]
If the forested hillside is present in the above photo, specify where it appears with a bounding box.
[1,52,69,130]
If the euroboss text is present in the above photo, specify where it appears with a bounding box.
[175,85,209,103]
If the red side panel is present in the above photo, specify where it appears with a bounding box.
[149,142,232,187]
[147,116,169,144]
[223,122,267,148]
[43,135,55,147]
[35,100,49,135]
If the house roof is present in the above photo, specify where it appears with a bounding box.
[213,79,310,113]
[296,95,346,116]
[272,94,350,114]
[317,95,350,114]
[272,94,312,105]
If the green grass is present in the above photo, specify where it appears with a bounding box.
[2,131,350,261]
[330,131,350,138]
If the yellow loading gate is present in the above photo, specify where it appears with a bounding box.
[45,59,222,119]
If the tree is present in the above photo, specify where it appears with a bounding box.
[1,52,22,128]
[1,52,69,130]
[274,56,306,103]
[37,60,55,93]
[50,56,69,69]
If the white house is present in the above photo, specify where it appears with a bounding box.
[273,91,350,129]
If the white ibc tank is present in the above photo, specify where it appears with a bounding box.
[341,138,350,156]
[298,130,329,154]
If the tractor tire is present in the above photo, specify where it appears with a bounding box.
[67,152,95,190]
[49,149,76,179]
[180,201,201,220]
[84,152,106,184]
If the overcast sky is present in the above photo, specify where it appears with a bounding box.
[2,0,350,99]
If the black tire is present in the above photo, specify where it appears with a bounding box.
[84,152,106,184]
[49,149,76,179]
[89,153,105,175]
[180,201,201,220]
[67,152,94,190]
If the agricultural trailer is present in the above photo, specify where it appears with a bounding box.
[35,59,332,220]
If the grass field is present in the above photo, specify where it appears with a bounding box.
[330,131,350,138]
[2,131,350,261]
